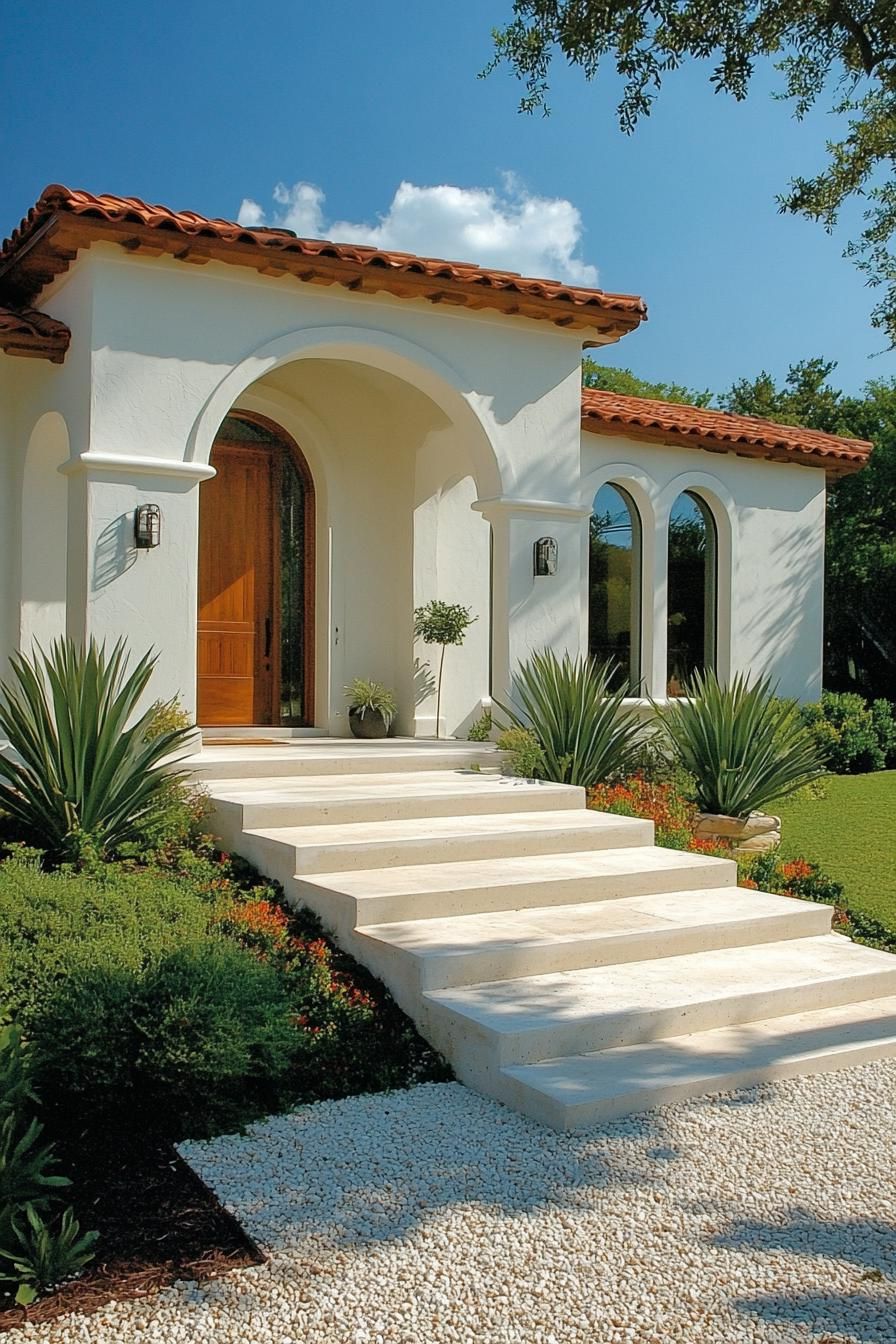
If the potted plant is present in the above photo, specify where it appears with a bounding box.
[657,668,826,854]
[413,600,477,739]
[344,678,397,739]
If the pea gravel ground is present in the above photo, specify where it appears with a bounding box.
[19,1062,896,1344]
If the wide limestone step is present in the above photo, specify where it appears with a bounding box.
[208,770,582,829]
[500,994,896,1129]
[296,845,736,925]
[186,740,501,782]
[243,809,654,876]
[357,888,832,990]
[424,935,896,1068]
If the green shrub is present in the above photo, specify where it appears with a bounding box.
[0,638,193,863]
[870,699,896,768]
[467,709,493,742]
[0,853,223,1026]
[0,1025,96,1305]
[496,726,545,779]
[143,696,193,743]
[799,691,894,773]
[496,651,642,788]
[31,942,299,1139]
[659,669,826,818]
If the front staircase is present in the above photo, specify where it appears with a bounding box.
[185,738,896,1129]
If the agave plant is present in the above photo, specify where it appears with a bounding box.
[0,638,193,862]
[657,668,826,819]
[496,650,642,788]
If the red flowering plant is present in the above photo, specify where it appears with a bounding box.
[588,775,699,850]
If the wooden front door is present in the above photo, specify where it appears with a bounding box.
[197,442,275,725]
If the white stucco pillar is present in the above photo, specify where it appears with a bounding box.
[474,497,592,709]
[60,453,215,728]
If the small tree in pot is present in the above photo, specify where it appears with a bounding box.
[413,601,477,739]
[345,679,397,739]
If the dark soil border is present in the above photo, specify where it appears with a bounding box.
[0,1133,263,1334]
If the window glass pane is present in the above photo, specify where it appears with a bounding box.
[589,484,641,691]
[279,450,307,724]
[667,491,717,694]
[218,414,282,446]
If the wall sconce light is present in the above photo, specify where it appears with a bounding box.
[134,503,161,550]
[533,536,558,576]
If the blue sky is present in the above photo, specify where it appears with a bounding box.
[2,0,892,395]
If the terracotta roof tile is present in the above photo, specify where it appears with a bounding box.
[0,185,646,340]
[581,388,872,475]
[0,303,70,362]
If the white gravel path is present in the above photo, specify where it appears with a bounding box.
[18,1061,896,1344]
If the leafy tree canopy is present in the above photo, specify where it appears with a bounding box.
[487,2,896,344]
[583,357,712,405]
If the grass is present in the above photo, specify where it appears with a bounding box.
[775,771,896,933]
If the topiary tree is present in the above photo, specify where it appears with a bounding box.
[413,601,477,739]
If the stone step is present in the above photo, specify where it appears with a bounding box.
[186,740,501,782]
[500,994,896,1129]
[208,770,583,830]
[297,846,736,926]
[358,888,831,990]
[424,935,896,1068]
[243,809,653,876]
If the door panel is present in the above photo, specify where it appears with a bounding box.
[197,443,274,725]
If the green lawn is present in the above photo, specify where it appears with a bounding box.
[775,771,896,932]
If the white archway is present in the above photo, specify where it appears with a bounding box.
[187,325,503,500]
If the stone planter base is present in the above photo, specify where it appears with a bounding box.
[695,810,781,856]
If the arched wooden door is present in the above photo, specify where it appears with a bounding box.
[197,413,315,726]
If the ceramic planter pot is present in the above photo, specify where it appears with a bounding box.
[349,707,388,739]
[694,810,782,856]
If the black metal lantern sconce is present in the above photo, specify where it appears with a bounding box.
[134,503,161,550]
[533,536,558,576]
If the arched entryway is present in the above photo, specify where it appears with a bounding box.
[197,412,315,726]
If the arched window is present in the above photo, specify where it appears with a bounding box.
[667,490,717,695]
[589,483,642,691]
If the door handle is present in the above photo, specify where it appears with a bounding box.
[264,616,272,660]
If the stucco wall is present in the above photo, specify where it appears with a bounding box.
[581,429,827,701]
[0,244,831,737]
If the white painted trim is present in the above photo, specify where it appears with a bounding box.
[60,452,216,481]
[472,497,593,520]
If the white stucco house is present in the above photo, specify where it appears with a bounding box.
[5,185,896,1128]
[0,185,872,739]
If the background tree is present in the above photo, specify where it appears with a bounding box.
[717,359,896,698]
[488,2,896,345]
[583,357,712,405]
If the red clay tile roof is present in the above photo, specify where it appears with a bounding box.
[0,303,70,363]
[581,387,872,475]
[0,185,646,341]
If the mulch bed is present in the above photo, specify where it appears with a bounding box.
[0,1129,264,1334]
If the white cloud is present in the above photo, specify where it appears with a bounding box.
[237,175,598,285]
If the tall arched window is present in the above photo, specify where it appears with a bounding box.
[589,483,642,691]
[667,490,717,694]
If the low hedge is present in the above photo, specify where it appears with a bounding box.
[0,846,449,1141]
[799,692,896,774]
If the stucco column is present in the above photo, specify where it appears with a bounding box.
[473,497,592,709]
[60,453,215,730]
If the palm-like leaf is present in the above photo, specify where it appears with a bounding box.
[657,668,826,818]
[0,638,192,861]
[496,650,642,788]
